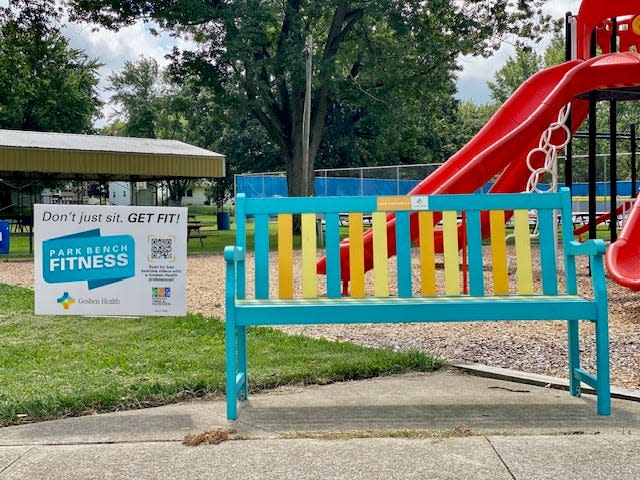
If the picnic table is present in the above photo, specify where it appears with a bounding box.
[187,216,216,246]
[187,221,205,245]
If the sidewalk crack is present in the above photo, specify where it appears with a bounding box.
[0,446,36,475]
[485,437,517,480]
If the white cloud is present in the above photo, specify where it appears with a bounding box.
[456,46,513,104]
[61,21,192,127]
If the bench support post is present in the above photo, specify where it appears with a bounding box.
[224,246,247,420]
[225,318,238,420]
[567,320,581,397]
[566,249,611,415]
[595,303,611,415]
[237,325,248,400]
[595,316,611,415]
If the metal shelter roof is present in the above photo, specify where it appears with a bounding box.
[0,129,225,181]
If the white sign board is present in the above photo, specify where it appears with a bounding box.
[34,204,187,316]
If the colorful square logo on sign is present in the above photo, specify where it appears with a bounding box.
[43,229,135,290]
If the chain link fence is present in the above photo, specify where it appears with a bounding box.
[235,163,443,198]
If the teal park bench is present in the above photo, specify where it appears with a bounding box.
[224,188,610,419]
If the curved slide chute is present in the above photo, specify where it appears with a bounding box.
[318,52,640,281]
[606,199,640,291]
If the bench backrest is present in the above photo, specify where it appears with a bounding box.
[234,188,578,300]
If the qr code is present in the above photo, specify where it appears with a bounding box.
[151,238,173,260]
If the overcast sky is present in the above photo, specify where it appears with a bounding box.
[46,1,580,125]
[456,0,581,103]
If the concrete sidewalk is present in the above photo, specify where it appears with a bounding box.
[1,368,639,479]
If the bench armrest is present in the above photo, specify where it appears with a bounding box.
[565,239,607,301]
[565,239,606,257]
[224,245,245,263]
[225,246,246,304]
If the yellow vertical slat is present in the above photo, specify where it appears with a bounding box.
[513,209,534,294]
[489,210,509,295]
[301,213,317,298]
[348,213,365,297]
[442,211,460,296]
[418,211,436,295]
[277,214,293,299]
[372,211,389,297]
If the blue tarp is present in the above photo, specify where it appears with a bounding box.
[236,175,638,198]
[569,181,636,197]
[236,176,420,198]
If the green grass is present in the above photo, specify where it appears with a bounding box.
[1,233,33,258]
[0,284,441,426]
[187,205,233,217]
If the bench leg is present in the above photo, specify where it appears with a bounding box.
[225,320,238,420]
[226,321,249,419]
[567,320,581,397]
[595,316,611,415]
[237,326,248,400]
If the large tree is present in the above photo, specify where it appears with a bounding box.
[0,0,102,132]
[105,57,192,205]
[487,31,564,104]
[106,56,163,138]
[69,0,550,196]
[487,48,542,104]
[105,57,234,205]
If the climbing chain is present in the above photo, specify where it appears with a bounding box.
[525,103,572,193]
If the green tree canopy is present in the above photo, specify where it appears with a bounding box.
[105,57,190,204]
[0,0,102,132]
[487,48,543,103]
[68,0,551,196]
[106,56,162,138]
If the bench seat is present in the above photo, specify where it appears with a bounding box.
[233,295,597,325]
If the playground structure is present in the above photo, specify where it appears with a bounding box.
[316,0,640,292]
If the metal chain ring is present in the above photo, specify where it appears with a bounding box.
[526,103,572,193]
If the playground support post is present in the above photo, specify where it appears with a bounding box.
[588,92,597,240]
[565,11,574,193]
[632,124,637,198]
[609,18,618,243]
[588,30,598,240]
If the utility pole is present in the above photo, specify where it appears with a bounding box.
[302,35,312,197]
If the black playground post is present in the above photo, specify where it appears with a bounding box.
[609,18,618,242]
[565,12,574,192]
[588,31,598,240]
[632,124,638,197]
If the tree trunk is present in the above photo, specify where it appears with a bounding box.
[283,94,323,233]
[284,91,318,199]
[285,144,315,198]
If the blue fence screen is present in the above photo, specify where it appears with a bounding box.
[236,175,638,198]
[235,176,420,198]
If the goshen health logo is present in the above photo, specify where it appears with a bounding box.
[56,292,75,310]
[43,229,135,290]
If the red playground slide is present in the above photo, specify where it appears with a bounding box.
[606,199,640,291]
[574,199,636,241]
[318,51,640,281]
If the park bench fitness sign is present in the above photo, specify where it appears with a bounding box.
[34,204,187,316]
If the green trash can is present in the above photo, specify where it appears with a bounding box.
[217,211,231,230]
